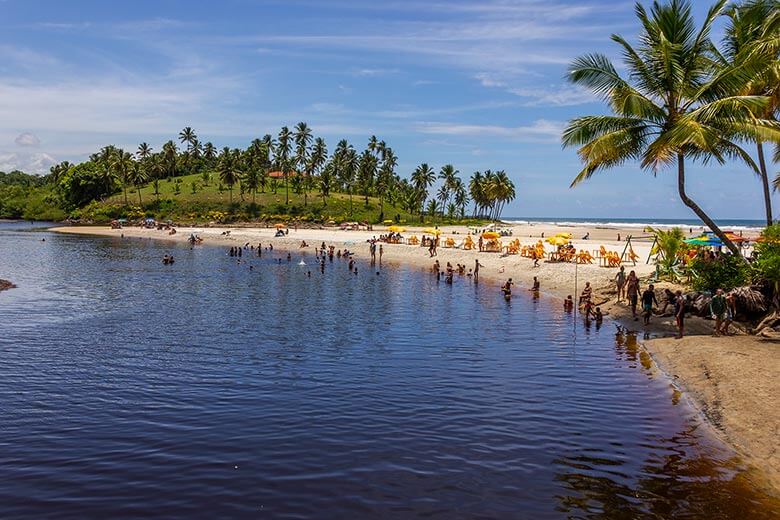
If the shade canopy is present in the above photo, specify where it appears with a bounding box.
[546,236,569,246]
[423,227,441,235]
[387,225,405,233]
[482,231,500,240]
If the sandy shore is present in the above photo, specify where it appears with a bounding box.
[51,222,779,494]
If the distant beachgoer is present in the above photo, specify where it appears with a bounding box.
[710,289,727,336]
[582,232,590,240]
[379,244,383,262]
[615,266,626,302]
[626,271,640,319]
[617,233,621,242]
[433,260,440,274]
[474,259,483,282]
[641,284,658,325]
[675,290,685,339]
[478,236,484,252]
[531,277,540,292]
[564,295,574,311]
[286,253,291,262]
[594,307,603,325]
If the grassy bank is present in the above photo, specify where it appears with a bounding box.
[71,172,482,226]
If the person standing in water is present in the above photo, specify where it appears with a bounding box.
[626,270,640,320]
[474,259,483,282]
[501,278,513,299]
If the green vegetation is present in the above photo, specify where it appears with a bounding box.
[689,254,751,292]
[646,226,687,280]
[4,123,515,225]
[563,0,780,256]
[0,171,66,221]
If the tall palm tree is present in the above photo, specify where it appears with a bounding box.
[358,148,377,206]
[376,148,397,220]
[179,127,196,149]
[112,149,135,206]
[218,146,239,204]
[129,162,147,205]
[721,0,780,226]
[438,164,458,211]
[162,140,178,179]
[453,178,469,219]
[203,142,217,168]
[309,137,328,205]
[277,126,292,204]
[294,122,314,203]
[562,0,780,255]
[411,163,436,217]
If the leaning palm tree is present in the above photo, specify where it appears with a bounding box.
[562,0,780,255]
[721,0,780,226]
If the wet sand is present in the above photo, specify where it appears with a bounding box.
[51,223,779,495]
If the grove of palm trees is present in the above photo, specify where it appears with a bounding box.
[39,124,515,225]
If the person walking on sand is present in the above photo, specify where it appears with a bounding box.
[641,284,658,325]
[478,235,484,252]
[709,288,727,336]
[615,266,626,302]
[626,270,640,320]
[675,290,685,339]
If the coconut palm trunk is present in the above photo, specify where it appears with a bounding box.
[677,154,739,256]
[757,141,773,226]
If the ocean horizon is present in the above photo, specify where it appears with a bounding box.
[502,217,766,232]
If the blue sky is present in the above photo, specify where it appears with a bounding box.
[0,0,774,219]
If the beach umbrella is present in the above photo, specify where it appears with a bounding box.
[481,231,500,240]
[423,227,441,235]
[387,225,405,233]
[274,223,286,229]
[546,236,569,246]
[382,220,394,225]
[684,235,722,246]
[554,232,572,239]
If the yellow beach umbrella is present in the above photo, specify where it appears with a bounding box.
[387,225,405,233]
[423,227,441,235]
[274,223,286,229]
[554,232,572,239]
[482,231,500,240]
[546,236,568,246]
[382,220,394,225]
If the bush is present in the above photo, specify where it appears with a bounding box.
[689,254,750,292]
[753,224,780,297]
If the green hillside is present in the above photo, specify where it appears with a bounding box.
[80,172,423,225]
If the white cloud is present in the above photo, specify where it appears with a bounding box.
[0,151,56,174]
[414,119,564,143]
[14,132,40,147]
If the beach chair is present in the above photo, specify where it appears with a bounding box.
[408,236,419,246]
[444,237,455,248]
[464,236,475,250]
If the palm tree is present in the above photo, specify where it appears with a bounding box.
[179,127,196,149]
[562,0,780,255]
[358,148,377,206]
[48,161,71,185]
[243,167,260,203]
[721,0,780,226]
[276,126,292,204]
[129,162,147,205]
[411,163,436,217]
[469,171,484,217]
[218,147,239,203]
[112,149,135,206]
[137,142,152,162]
[162,140,178,178]
[453,178,469,219]
[149,157,164,203]
[294,122,313,203]
[203,142,217,169]
[438,164,458,210]
[309,137,328,205]
[376,148,397,220]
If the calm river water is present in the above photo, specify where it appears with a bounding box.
[0,222,777,519]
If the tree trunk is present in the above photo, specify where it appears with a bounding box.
[677,153,741,257]
[124,186,128,206]
[757,141,773,226]
[138,188,142,206]
[285,173,289,205]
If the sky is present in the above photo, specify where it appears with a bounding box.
[0,0,775,220]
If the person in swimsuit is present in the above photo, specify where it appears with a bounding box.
[626,271,640,319]
[674,290,685,339]
[501,278,513,299]
[615,266,626,302]
[641,284,658,325]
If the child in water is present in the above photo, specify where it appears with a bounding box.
[501,278,513,299]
